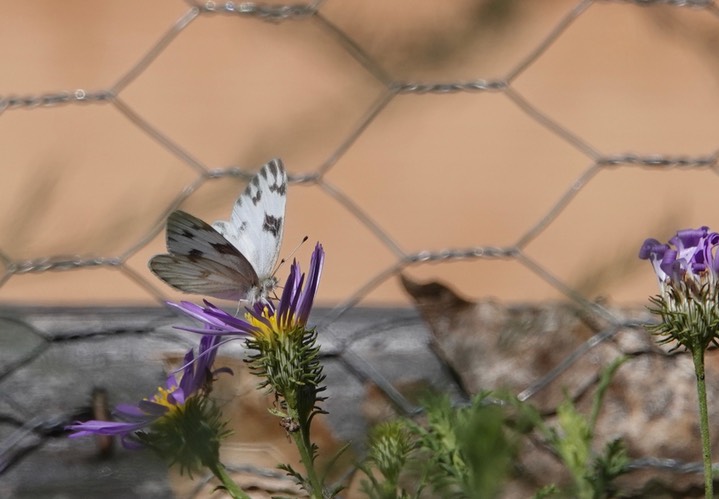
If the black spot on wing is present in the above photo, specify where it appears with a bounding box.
[239,159,287,208]
[266,159,279,177]
[212,241,242,255]
[270,166,287,195]
[188,248,204,260]
[262,159,287,196]
[249,176,262,205]
[271,179,287,196]
[263,214,283,237]
[180,228,197,239]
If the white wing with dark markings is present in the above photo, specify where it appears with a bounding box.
[149,158,287,303]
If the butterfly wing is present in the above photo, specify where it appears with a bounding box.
[212,158,287,280]
[149,210,260,300]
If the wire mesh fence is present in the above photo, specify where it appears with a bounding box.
[2,0,719,495]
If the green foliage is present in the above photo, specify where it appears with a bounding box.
[533,484,560,498]
[587,439,629,498]
[360,393,525,499]
[647,282,719,352]
[358,421,415,499]
[552,396,593,496]
[541,357,630,499]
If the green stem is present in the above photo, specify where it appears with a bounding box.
[691,346,714,499]
[207,461,251,499]
[291,425,324,498]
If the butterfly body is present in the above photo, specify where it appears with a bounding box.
[150,158,287,304]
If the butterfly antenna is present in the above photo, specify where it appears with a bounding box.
[274,235,309,275]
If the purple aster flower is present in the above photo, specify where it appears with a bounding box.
[169,242,325,340]
[169,243,327,439]
[639,226,719,288]
[640,226,719,352]
[67,334,228,448]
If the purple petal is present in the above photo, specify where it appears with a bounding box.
[670,227,708,253]
[179,353,199,397]
[285,271,305,327]
[178,350,195,396]
[115,403,148,418]
[168,387,186,406]
[164,374,178,391]
[658,249,681,280]
[639,239,672,282]
[197,334,219,372]
[168,300,253,336]
[67,419,148,437]
[707,232,719,273]
[671,227,710,274]
[137,400,169,416]
[202,310,255,334]
[639,238,667,260]
[297,243,324,324]
[278,259,302,322]
[167,301,229,328]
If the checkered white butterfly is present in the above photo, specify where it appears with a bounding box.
[149,158,287,304]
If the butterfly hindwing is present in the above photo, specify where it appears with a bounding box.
[149,254,255,300]
[149,211,259,300]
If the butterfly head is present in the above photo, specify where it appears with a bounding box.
[245,275,280,306]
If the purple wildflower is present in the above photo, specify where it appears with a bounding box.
[640,226,719,351]
[170,242,324,340]
[67,334,227,447]
[639,226,719,287]
[170,243,327,434]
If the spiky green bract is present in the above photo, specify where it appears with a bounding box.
[369,421,413,486]
[135,395,230,477]
[245,322,327,430]
[647,282,719,353]
[359,421,415,499]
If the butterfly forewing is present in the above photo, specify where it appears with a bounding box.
[214,158,286,280]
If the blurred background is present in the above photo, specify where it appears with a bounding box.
[1,0,719,308]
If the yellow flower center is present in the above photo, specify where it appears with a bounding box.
[147,381,180,412]
[246,306,285,342]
